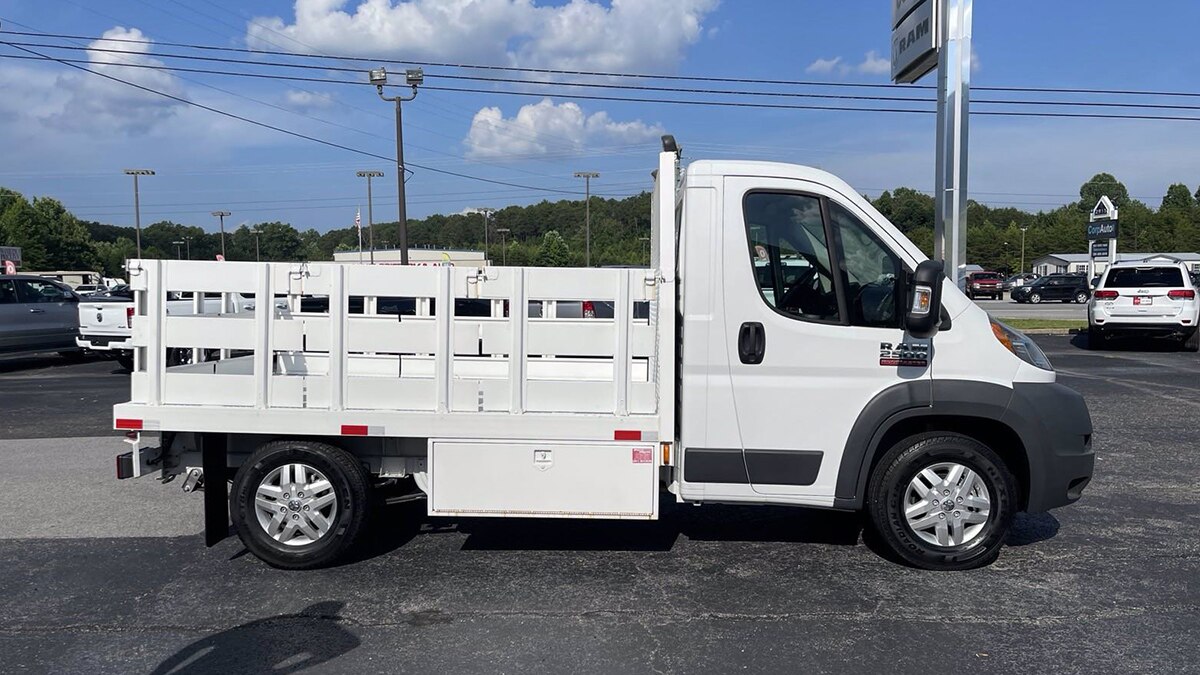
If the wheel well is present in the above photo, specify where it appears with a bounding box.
[871,415,1030,509]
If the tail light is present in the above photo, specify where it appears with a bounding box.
[1093,290,1119,300]
[582,301,596,319]
[126,306,135,328]
[1168,289,1195,299]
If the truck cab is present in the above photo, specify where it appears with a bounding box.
[113,140,1093,572]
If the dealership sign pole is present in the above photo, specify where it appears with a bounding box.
[1087,196,1119,281]
[892,0,971,287]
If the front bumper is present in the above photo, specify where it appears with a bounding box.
[1005,382,1094,511]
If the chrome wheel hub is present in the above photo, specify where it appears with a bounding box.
[904,462,991,548]
[253,463,337,546]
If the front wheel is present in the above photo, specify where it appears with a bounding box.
[230,440,370,569]
[867,433,1016,571]
[1029,293,1042,304]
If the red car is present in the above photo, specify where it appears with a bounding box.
[966,271,1004,300]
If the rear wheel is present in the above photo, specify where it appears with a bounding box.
[1074,292,1089,303]
[116,352,134,371]
[867,433,1015,571]
[230,440,370,569]
[1184,328,1199,353]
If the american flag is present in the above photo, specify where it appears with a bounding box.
[355,207,361,229]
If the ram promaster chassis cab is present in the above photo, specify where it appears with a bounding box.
[114,138,1093,571]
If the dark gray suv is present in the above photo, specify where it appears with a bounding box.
[0,275,82,359]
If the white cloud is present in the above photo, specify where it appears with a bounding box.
[805,51,894,78]
[858,50,890,76]
[464,98,663,159]
[805,56,843,75]
[43,27,185,134]
[284,89,335,109]
[247,0,719,72]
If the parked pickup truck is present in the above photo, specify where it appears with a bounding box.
[78,290,268,369]
[113,138,1094,571]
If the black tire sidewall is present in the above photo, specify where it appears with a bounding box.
[869,434,1015,570]
[230,442,367,569]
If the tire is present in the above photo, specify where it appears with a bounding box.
[1074,292,1089,304]
[1184,328,1199,353]
[966,291,974,300]
[116,352,134,371]
[867,433,1016,571]
[230,440,370,570]
[166,347,193,367]
[1029,293,1042,304]
[1087,327,1104,350]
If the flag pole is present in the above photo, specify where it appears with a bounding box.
[356,206,363,264]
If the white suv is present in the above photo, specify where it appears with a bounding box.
[1088,261,1199,351]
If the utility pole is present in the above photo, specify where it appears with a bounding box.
[172,240,184,259]
[211,210,230,259]
[356,170,384,264]
[639,236,651,266]
[496,228,510,265]
[370,67,422,265]
[254,230,261,262]
[475,207,496,262]
[574,171,599,266]
[124,169,154,258]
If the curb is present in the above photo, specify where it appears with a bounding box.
[1015,328,1085,336]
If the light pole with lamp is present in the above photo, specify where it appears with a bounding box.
[574,171,599,266]
[356,170,384,264]
[172,240,184,259]
[369,66,422,265]
[124,169,154,258]
[1019,225,1029,273]
[496,228,510,265]
[474,207,496,262]
[211,210,230,259]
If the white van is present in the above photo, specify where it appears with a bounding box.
[113,138,1093,571]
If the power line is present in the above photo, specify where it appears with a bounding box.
[0,43,584,195]
[5,28,1200,100]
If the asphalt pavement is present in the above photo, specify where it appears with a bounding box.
[975,297,1087,320]
[1,338,1197,674]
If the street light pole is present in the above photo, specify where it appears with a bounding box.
[475,207,496,262]
[370,67,422,266]
[124,169,154,258]
[356,170,384,264]
[496,228,510,265]
[211,210,230,258]
[172,240,183,259]
[1020,226,1028,273]
[639,236,651,266]
[574,171,599,266]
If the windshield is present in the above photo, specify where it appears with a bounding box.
[1105,267,1184,288]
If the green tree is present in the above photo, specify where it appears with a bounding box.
[535,230,571,267]
[1079,173,1128,212]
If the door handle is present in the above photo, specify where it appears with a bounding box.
[738,321,765,364]
[28,308,46,314]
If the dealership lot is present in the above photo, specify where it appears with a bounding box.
[0,338,1197,674]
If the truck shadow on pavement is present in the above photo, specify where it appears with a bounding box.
[1070,332,1189,352]
[340,500,1060,563]
[148,601,359,675]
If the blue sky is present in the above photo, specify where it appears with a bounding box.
[1,0,1198,233]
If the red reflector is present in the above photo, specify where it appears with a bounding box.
[1168,289,1195,299]
[115,418,143,430]
[126,306,135,329]
[614,430,641,441]
[1093,290,1119,300]
[341,424,369,436]
[582,301,596,319]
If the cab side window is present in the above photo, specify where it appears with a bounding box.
[828,203,904,328]
[0,280,17,304]
[743,192,840,323]
[16,279,68,303]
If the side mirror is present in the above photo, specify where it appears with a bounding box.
[906,259,945,339]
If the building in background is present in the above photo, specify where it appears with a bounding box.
[1030,252,1200,277]
[332,248,486,267]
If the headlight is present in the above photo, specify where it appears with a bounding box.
[990,318,1053,371]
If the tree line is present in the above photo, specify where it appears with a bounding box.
[3,174,1199,278]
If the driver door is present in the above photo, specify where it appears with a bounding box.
[720,176,930,499]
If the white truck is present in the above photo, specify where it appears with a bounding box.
[113,138,1094,571]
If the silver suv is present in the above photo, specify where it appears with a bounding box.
[0,275,82,359]
[1088,262,1199,351]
